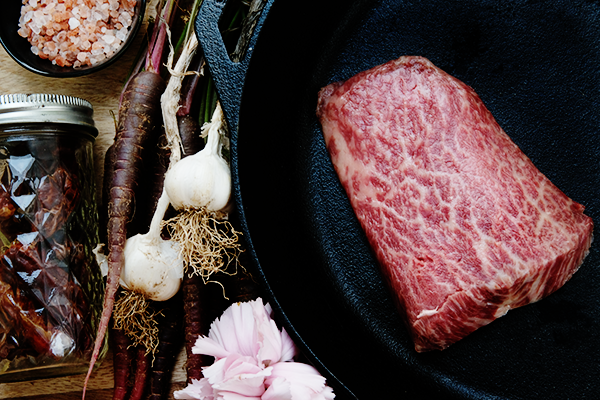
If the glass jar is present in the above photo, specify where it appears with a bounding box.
[0,94,106,382]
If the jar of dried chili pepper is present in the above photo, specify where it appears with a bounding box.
[0,94,106,382]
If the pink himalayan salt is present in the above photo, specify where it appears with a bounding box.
[18,0,138,68]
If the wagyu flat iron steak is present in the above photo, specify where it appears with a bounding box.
[316,56,593,352]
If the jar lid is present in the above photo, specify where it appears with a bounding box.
[0,94,98,137]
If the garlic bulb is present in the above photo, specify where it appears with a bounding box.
[164,148,231,211]
[120,233,184,301]
[164,103,231,212]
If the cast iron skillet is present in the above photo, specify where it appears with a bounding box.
[196,0,600,399]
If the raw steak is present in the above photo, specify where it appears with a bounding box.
[316,56,594,352]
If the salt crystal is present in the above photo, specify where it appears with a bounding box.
[85,23,98,34]
[102,34,115,44]
[91,10,103,23]
[79,6,90,19]
[68,17,80,30]
[115,29,127,42]
[118,12,132,26]
[99,10,110,22]
[24,11,34,23]
[55,31,67,42]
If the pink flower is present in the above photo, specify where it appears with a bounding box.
[173,298,335,400]
[202,354,272,399]
[263,362,336,400]
[172,379,212,400]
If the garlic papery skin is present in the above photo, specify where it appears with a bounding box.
[164,149,231,212]
[120,233,184,301]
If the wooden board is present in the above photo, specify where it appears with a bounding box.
[0,1,189,398]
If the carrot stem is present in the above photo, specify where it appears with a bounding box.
[146,0,178,73]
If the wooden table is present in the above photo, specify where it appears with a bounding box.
[0,1,189,398]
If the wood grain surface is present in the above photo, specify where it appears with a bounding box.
[0,1,189,398]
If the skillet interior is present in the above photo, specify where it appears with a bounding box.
[233,0,600,398]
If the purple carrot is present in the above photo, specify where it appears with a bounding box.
[110,324,134,400]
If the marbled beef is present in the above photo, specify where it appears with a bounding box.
[316,56,593,352]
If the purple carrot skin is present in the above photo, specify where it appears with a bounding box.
[176,49,205,158]
[129,345,151,400]
[182,274,214,383]
[102,96,162,400]
[144,128,172,228]
[221,264,264,304]
[110,324,134,400]
[106,91,166,400]
[182,268,259,383]
[146,0,179,73]
[177,114,204,156]
[127,124,170,236]
[82,71,167,398]
[100,144,115,243]
[176,52,204,118]
[148,293,184,400]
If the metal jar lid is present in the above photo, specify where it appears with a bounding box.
[0,94,98,138]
